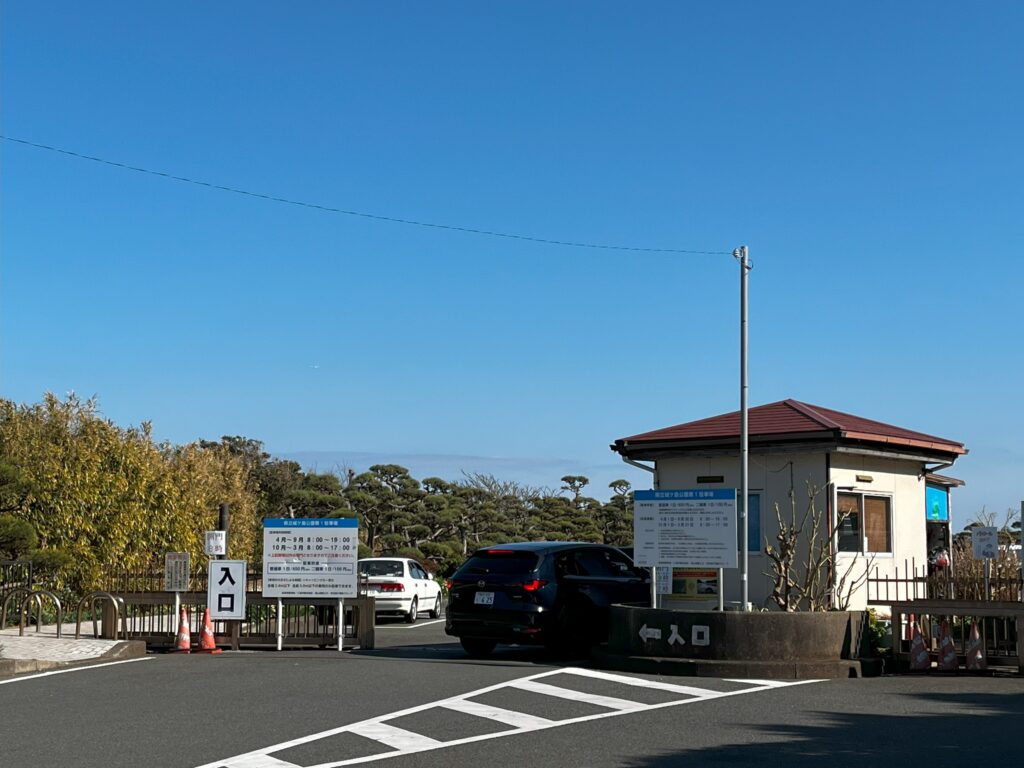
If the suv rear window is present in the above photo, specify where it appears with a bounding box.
[459,550,539,575]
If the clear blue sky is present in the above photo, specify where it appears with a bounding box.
[1,3,1021,522]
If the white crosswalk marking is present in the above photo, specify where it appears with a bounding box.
[347,723,441,751]
[508,678,647,711]
[440,698,554,729]
[560,667,725,698]
[197,667,822,768]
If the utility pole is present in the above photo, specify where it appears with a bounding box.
[734,245,751,611]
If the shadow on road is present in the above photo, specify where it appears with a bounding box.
[350,641,589,668]
[616,688,1024,767]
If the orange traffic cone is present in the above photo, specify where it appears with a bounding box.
[197,608,222,654]
[937,621,958,671]
[965,622,986,671]
[908,621,930,671]
[173,606,191,653]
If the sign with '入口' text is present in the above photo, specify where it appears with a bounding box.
[262,518,359,599]
[207,560,246,620]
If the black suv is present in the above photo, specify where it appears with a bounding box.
[445,542,650,657]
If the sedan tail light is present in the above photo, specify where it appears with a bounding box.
[378,582,405,593]
[521,579,547,592]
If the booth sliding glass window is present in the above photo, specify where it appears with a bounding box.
[837,493,892,553]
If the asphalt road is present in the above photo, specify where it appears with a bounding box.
[2,615,1022,767]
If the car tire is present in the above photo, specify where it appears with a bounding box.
[460,638,496,658]
[405,597,418,624]
[428,594,441,619]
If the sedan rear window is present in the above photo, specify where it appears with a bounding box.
[459,550,539,575]
[359,560,405,577]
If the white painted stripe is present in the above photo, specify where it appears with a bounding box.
[0,656,151,685]
[560,667,725,698]
[302,680,825,768]
[440,698,553,729]
[724,678,798,687]
[194,666,572,768]
[220,754,300,768]
[348,722,441,751]
[376,619,446,629]
[508,679,646,711]
[197,669,821,768]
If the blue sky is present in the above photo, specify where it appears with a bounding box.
[1,3,1021,522]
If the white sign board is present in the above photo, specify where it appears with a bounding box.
[971,527,999,560]
[207,560,246,619]
[205,530,227,556]
[164,552,190,592]
[262,518,359,598]
[633,489,738,569]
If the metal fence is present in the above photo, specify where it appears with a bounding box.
[1,559,33,593]
[96,566,374,649]
[867,561,1023,604]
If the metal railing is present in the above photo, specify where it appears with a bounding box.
[867,560,1023,604]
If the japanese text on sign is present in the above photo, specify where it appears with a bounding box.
[633,489,738,568]
[164,552,190,592]
[207,560,246,620]
[262,518,359,598]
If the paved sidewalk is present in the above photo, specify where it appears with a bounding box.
[0,622,145,676]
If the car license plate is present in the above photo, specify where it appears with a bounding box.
[474,591,494,606]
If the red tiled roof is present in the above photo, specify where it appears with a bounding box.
[616,399,966,455]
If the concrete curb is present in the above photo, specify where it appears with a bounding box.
[0,639,147,678]
[591,646,862,679]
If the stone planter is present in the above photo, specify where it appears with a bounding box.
[596,605,866,679]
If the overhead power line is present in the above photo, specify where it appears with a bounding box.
[1,135,729,255]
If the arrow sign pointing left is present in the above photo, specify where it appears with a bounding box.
[639,624,662,642]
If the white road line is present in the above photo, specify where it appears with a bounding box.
[507,679,646,711]
[348,723,441,751]
[226,755,298,768]
[724,678,797,687]
[198,669,823,768]
[376,619,446,629]
[439,698,554,729]
[560,667,725,698]
[0,656,152,685]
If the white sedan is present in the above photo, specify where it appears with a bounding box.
[357,557,443,623]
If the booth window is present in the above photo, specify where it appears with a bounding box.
[737,493,762,553]
[837,492,892,553]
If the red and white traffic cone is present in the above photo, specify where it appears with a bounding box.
[965,622,986,672]
[908,621,930,671]
[937,621,958,672]
[173,606,191,653]
[196,608,222,654]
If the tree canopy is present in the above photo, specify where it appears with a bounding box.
[0,393,636,594]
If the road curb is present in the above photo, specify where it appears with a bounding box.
[0,638,147,678]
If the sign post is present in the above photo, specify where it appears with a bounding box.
[262,518,359,651]
[164,552,190,632]
[972,526,998,600]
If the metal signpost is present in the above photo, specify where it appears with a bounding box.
[208,560,246,620]
[262,518,359,652]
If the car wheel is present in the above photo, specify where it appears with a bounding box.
[428,594,441,619]
[405,597,418,624]
[460,638,496,658]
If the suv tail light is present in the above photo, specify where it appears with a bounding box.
[378,582,405,593]
[521,579,547,592]
[444,579,452,591]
